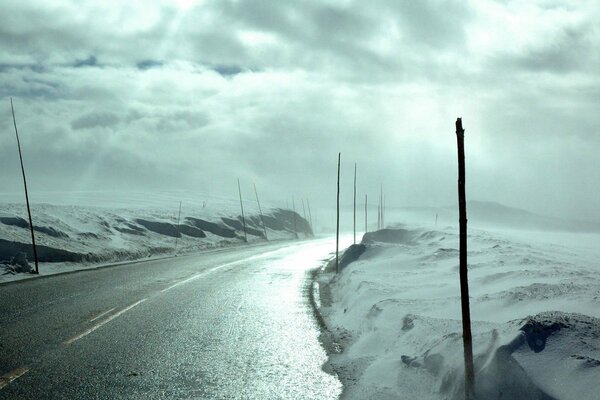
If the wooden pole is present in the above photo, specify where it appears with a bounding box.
[174,201,182,252]
[335,152,340,274]
[456,117,474,399]
[301,198,308,236]
[353,163,357,244]
[10,98,38,274]
[253,183,268,240]
[307,199,313,236]
[383,194,386,229]
[364,194,367,234]
[238,179,247,242]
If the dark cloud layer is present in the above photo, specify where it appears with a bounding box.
[1,0,599,222]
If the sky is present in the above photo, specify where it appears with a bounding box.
[1,0,599,221]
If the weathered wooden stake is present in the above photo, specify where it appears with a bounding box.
[301,198,308,236]
[253,183,268,240]
[335,152,340,274]
[237,179,247,242]
[364,194,368,234]
[10,98,38,274]
[307,199,314,236]
[353,163,357,244]
[456,117,474,399]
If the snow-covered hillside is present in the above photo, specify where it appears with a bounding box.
[317,225,600,399]
[0,200,312,281]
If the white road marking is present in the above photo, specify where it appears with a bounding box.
[64,299,147,345]
[0,367,29,390]
[89,307,116,322]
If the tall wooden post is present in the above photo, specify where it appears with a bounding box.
[335,152,340,274]
[364,194,367,234]
[307,199,313,236]
[456,118,474,399]
[353,163,357,244]
[301,198,308,231]
[10,98,38,274]
[254,183,268,240]
[238,179,247,242]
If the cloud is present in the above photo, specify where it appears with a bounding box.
[0,0,599,222]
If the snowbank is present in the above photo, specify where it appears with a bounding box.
[0,202,312,282]
[316,225,600,399]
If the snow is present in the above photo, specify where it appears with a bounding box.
[317,224,600,399]
[0,196,311,283]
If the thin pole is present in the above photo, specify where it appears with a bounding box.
[10,98,38,274]
[335,152,340,274]
[238,179,247,242]
[253,183,268,240]
[435,212,438,226]
[383,194,386,229]
[353,163,356,244]
[174,201,182,251]
[307,199,313,236]
[292,196,298,239]
[365,194,367,233]
[301,198,308,228]
[456,117,474,399]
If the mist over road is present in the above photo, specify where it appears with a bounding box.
[0,239,341,399]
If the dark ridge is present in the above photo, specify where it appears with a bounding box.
[78,232,102,239]
[221,217,243,231]
[339,244,366,270]
[135,219,180,238]
[0,216,28,228]
[221,217,263,237]
[125,222,145,233]
[0,216,69,238]
[114,227,146,236]
[362,228,417,245]
[272,209,313,235]
[185,217,236,238]
[178,225,206,238]
[0,239,84,262]
[262,215,285,230]
[35,226,69,238]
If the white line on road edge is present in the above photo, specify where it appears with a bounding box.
[64,299,147,345]
[89,307,116,322]
[0,367,29,390]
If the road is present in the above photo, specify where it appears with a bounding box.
[0,239,342,399]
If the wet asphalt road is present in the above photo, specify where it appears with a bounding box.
[0,239,341,399]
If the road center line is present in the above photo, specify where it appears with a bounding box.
[64,299,147,345]
[0,367,29,390]
[89,307,116,322]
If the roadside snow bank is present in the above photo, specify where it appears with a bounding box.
[0,203,312,281]
[318,225,600,399]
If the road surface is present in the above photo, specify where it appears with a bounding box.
[0,239,342,399]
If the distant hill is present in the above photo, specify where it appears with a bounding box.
[452,201,600,233]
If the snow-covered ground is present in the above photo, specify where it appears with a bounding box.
[0,194,312,282]
[317,224,600,399]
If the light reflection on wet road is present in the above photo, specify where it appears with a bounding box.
[0,239,342,399]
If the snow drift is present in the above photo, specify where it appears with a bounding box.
[316,225,600,399]
[0,202,312,279]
